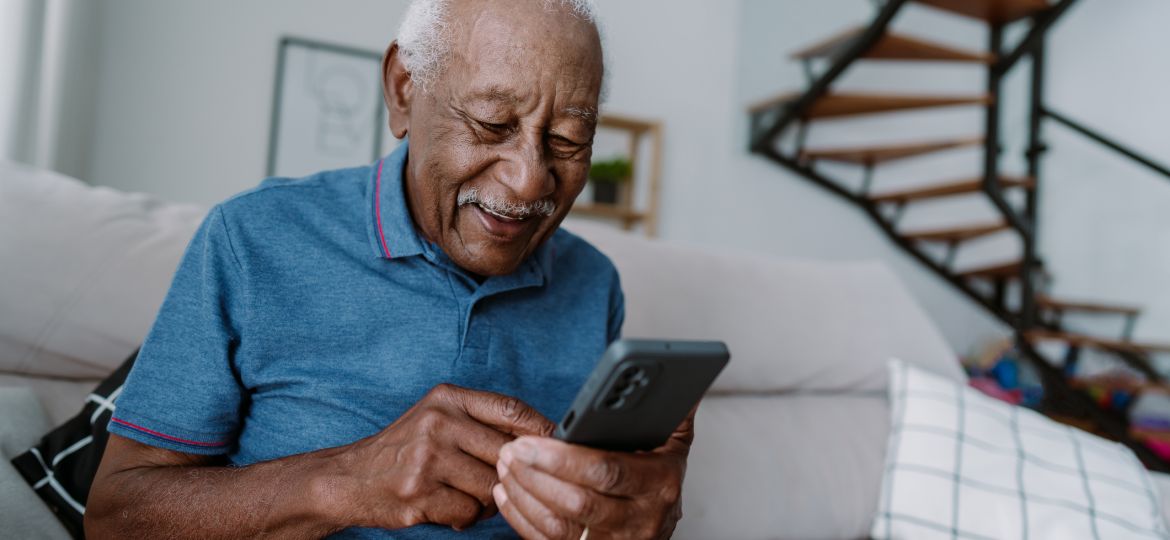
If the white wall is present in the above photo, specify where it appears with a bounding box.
[85,0,411,204]
[0,0,45,164]
[35,0,102,180]
[73,0,1168,355]
[0,0,100,177]
[1040,0,1170,345]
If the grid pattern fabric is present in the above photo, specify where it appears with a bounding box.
[871,359,1169,540]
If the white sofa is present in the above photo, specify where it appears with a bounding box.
[1,161,1166,538]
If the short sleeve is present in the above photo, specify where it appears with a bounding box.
[108,206,247,455]
[606,269,625,344]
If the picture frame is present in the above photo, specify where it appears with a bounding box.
[265,37,390,178]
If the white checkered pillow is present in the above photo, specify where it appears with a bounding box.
[872,359,1169,540]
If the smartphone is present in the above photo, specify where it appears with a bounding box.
[554,339,730,452]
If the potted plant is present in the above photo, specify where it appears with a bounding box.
[589,157,632,205]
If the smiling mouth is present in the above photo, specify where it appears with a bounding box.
[474,202,530,223]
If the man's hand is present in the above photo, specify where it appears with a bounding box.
[492,410,695,539]
[87,383,554,539]
[335,383,555,531]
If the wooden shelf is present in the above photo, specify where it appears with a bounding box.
[574,114,662,237]
[572,203,646,221]
[598,114,658,133]
[792,26,994,63]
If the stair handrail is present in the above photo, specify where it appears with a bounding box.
[1042,108,1170,182]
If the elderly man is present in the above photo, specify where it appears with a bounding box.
[86,0,691,538]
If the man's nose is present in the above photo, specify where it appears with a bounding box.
[498,133,555,202]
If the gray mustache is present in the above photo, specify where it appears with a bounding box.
[457,187,557,218]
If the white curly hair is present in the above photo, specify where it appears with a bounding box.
[396,0,605,97]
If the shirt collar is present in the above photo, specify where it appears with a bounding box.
[369,142,425,259]
[368,140,558,287]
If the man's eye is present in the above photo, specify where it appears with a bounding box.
[549,135,587,157]
[477,120,510,134]
[555,135,583,146]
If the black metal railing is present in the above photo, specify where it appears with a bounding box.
[1042,108,1170,182]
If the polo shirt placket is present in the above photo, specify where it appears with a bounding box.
[372,147,554,369]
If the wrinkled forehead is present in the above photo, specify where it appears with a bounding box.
[444,0,604,108]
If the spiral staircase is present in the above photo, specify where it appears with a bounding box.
[746,0,1170,469]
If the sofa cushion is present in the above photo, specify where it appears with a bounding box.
[0,374,100,427]
[568,221,965,393]
[0,161,205,378]
[0,387,71,540]
[675,392,889,540]
[10,351,136,538]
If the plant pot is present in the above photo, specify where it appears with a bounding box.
[592,181,619,204]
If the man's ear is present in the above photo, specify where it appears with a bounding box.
[382,41,412,139]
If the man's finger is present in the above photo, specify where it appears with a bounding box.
[440,384,555,437]
[494,483,551,540]
[428,487,485,531]
[498,460,582,539]
[504,453,631,528]
[369,484,481,531]
[435,445,503,508]
[502,437,667,497]
[446,415,517,466]
[659,405,698,455]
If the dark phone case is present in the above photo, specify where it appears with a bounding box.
[553,339,730,452]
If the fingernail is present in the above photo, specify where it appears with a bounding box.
[493,483,508,506]
[497,459,509,479]
[500,445,514,466]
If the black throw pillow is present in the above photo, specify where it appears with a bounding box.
[11,349,137,539]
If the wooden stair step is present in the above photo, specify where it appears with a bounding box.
[916,0,1052,24]
[1131,427,1170,445]
[800,136,983,166]
[1026,330,1170,355]
[747,92,991,118]
[1036,295,1142,316]
[902,221,1010,243]
[792,27,994,63]
[957,260,1022,280]
[747,91,801,115]
[1070,376,1167,394]
[869,175,1033,204]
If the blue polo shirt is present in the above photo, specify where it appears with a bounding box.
[108,142,624,538]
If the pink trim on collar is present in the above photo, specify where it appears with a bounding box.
[374,158,392,258]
